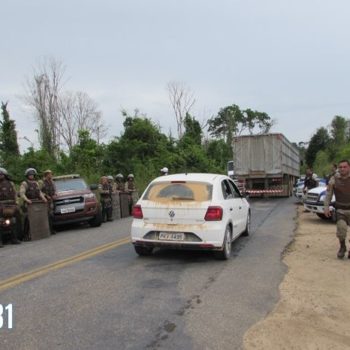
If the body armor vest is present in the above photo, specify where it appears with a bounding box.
[334,176,350,209]
[42,179,56,197]
[26,180,41,200]
[116,181,124,191]
[0,180,16,201]
[100,183,111,198]
[127,181,135,191]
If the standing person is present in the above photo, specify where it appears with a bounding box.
[20,168,47,204]
[0,167,21,246]
[303,168,318,195]
[99,176,113,222]
[115,174,125,191]
[160,167,169,176]
[40,170,57,234]
[125,174,136,193]
[324,160,350,259]
[107,175,115,192]
[20,168,47,240]
[125,174,137,214]
[326,163,338,185]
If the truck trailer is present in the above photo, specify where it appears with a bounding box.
[232,133,300,197]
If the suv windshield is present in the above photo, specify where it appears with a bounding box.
[54,178,88,192]
[143,182,212,202]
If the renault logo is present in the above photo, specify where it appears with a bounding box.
[168,210,175,218]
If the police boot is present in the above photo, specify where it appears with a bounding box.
[337,239,346,259]
[10,229,21,245]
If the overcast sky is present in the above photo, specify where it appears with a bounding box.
[1,0,350,150]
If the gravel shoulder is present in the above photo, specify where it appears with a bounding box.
[244,206,350,349]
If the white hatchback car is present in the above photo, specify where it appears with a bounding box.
[131,173,251,260]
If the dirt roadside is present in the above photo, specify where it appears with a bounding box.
[243,205,350,350]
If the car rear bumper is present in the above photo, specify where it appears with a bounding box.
[131,223,225,249]
[132,240,222,251]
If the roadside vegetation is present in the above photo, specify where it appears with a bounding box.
[1,57,348,189]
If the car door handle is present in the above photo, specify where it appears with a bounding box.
[239,206,242,209]
[230,208,233,211]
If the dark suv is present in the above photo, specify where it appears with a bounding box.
[53,175,102,227]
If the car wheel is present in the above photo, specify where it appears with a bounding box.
[214,225,232,260]
[134,245,153,256]
[89,209,102,227]
[242,210,251,236]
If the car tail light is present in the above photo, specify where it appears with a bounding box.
[132,205,143,219]
[204,206,223,221]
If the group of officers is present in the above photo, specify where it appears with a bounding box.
[0,166,170,246]
[0,167,56,246]
[99,173,137,222]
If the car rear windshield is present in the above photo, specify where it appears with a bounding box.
[54,178,88,192]
[143,182,212,202]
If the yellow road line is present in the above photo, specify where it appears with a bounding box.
[0,236,131,292]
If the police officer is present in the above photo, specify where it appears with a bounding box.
[107,175,115,192]
[0,167,21,246]
[20,168,47,240]
[20,168,47,204]
[125,174,137,215]
[125,174,136,193]
[99,176,113,222]
[40,170,57,234]
[115,174,125,191]
[160,167,169,176]
[303,168,318,194]
[324,159,350,259]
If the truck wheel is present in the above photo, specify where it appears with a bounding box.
[89,209,102,227]
[134,245,153,256]
[214,225,232,260]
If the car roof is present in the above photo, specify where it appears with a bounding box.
[151,173,226,183]
[53,174,81,180]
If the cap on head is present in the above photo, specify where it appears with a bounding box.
[44,169,52,175]
[116,173,124,179]
[107,175,113,181]
[127,174,134,179]
[160,167,168,174]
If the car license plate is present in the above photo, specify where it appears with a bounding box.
[159,232,185,241]
[61,207,75,214]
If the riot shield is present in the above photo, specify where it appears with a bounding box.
[27,201,50,240]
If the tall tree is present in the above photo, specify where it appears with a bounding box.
[167,81,196,139]
[208,104,274,145]
[58,91,107,151]
[25,57,65,159]
[305,127,330,167]
[330,115,348,145]
[0,102,20,159]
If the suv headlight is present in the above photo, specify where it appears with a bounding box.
[319,194,326,202]
[84,193,95,199]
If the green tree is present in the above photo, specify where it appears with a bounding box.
[0,102,20,158]
[69,130,104,183]
[182,113,202,145]
[208,104,274,151]
[305,127,330,167]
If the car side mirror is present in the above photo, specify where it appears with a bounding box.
[90,184,98,190]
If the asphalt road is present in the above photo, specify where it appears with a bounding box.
[0,197,297,350]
